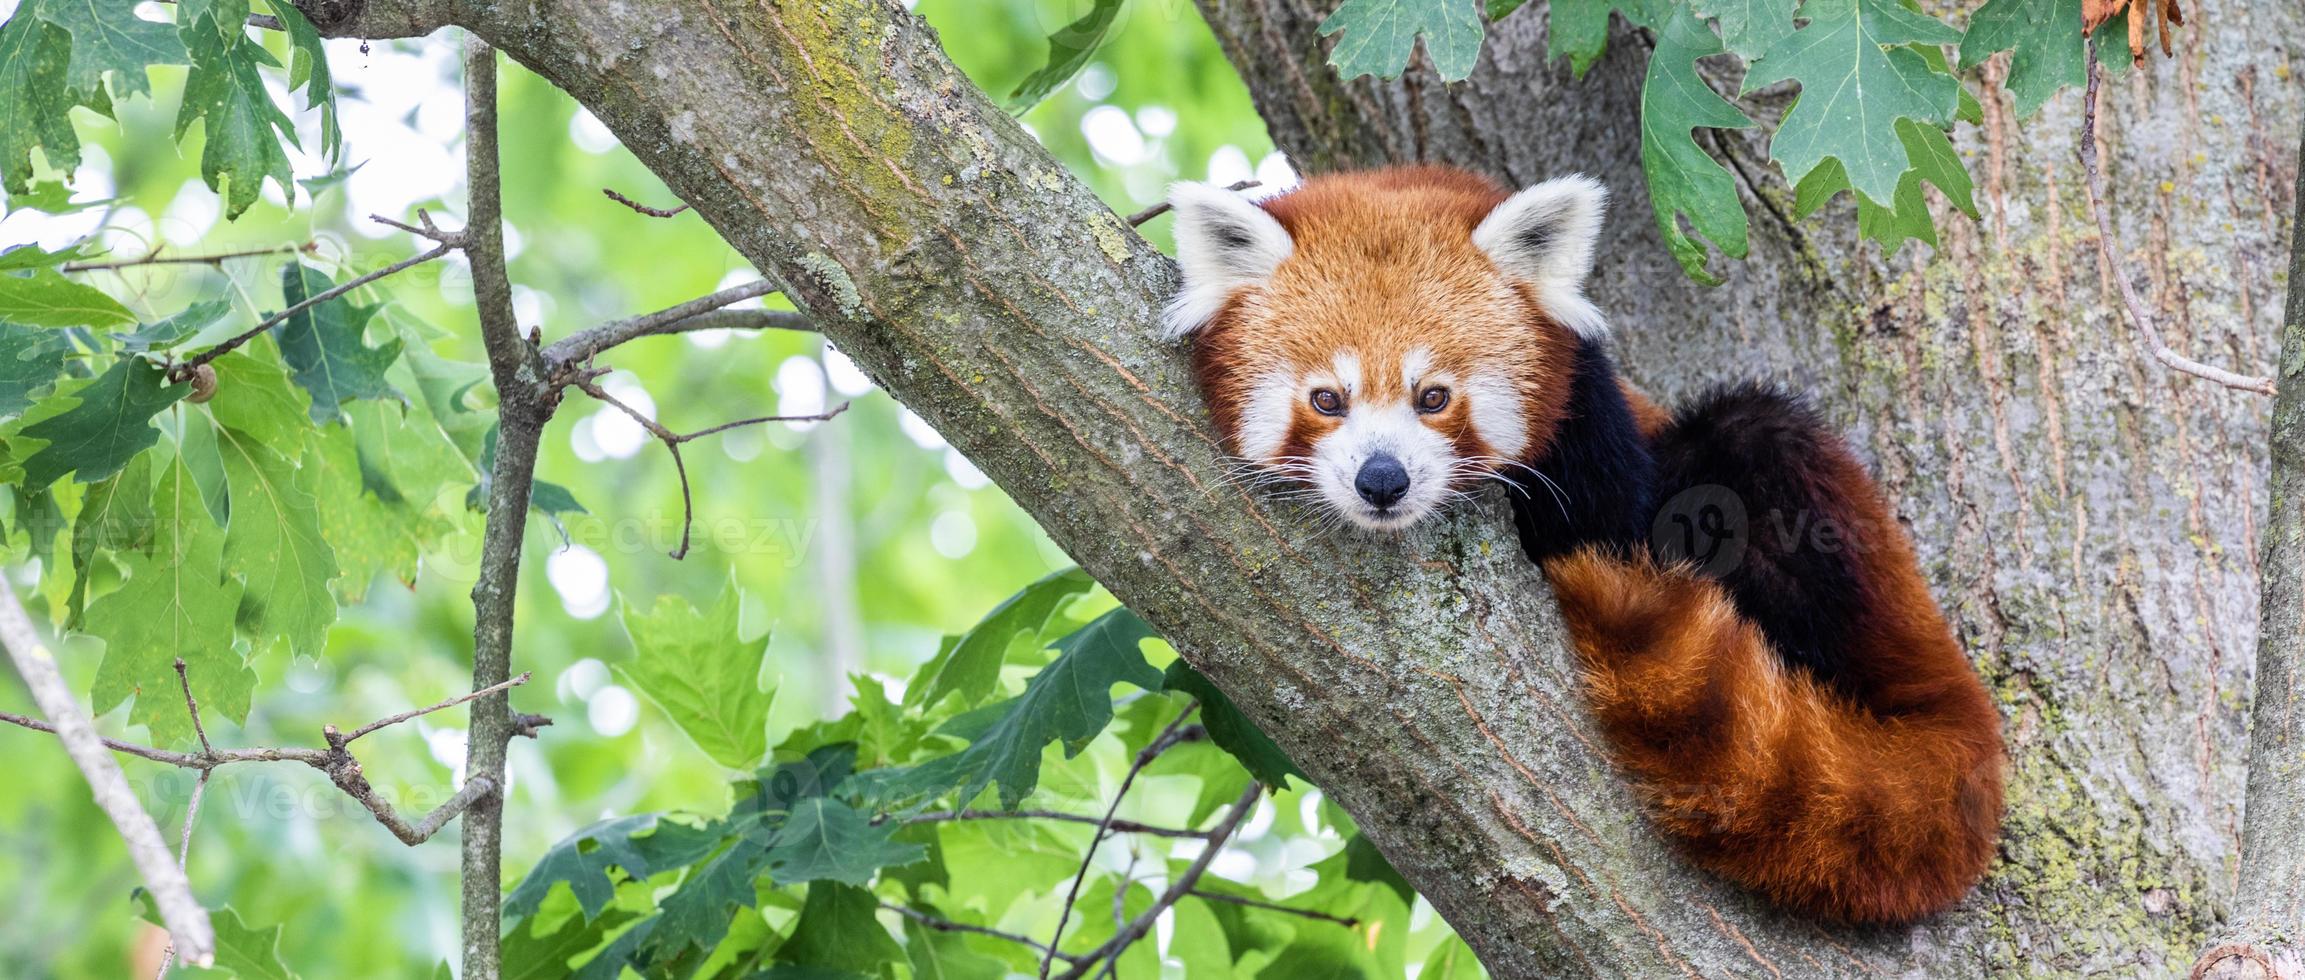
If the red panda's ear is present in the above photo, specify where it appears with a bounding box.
[1472,175,1609,338]
[1162,182,1293,338]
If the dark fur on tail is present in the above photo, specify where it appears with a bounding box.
[1518,357,2005,925]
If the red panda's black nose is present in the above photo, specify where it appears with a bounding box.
[1356,454,1410,509]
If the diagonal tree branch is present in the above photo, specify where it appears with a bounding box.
[0,577,214,968]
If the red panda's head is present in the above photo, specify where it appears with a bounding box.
[1163,166,1608,531]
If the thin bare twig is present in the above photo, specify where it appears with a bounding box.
[0,670,536,846]
[574,378,849,558]
[900,809,1213,839]
[880,902,1088,964]
[343,672,532,743]
[603,187,691,218]
[542,280,798,368]
[1040,702,1204,979]
[173,238,456,381]
[1058,782,1264,980]
[153,659,218,978]
[0,577,214,967]
[1126,179,1261,227]
[1188,889,1360,927]
[2076,51,2275,396]
[62,242,314,273]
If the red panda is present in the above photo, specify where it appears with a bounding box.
[1162,165,2005,926]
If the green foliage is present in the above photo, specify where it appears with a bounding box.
[0,322,70,415]
[1961,0,2086,116]
[14,357,187,490]
[1320,0,1486,80]
[173,5,299,219]
[614,580,778,769]
[0,14,82,194]
[1741,0,1962,202]
[1640,4,1753,283]
[907,565,1094,710]
[276,264,404,424]
[1007,0,1125,111]
[136,893,300,980]
[1162,657,1302,789]
[0,266,137,328]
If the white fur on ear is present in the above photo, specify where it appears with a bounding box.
[1161,181,1294,338]
[1472,175,1610,338]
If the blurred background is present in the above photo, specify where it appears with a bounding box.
[0,0,1489,976]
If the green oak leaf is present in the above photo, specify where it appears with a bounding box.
[1163,658,1302,790]
[113,300,230,353]
[0,321,70,415]
[614,581,777,769]
[0,14,81,195]
[86,462,250,745]
[1692,0,1796,59]
[774,883,903,975]
[135,895,297,980]
[506,813,725,922]
[66,450,154,624]
[204,348,312,450]
[1742,0,1963,202]
[173,9,296,218]
[908,565,1095,710]
[765,797,926,886]
[892,606,1165,808]
[270,1,339,158]
[1543,0,1660,79]
[503,909,639,980]
[0,266,137,328]
[1319,0,1484,81]
[277,263,402,423]
[309,417,420,603]
[1640,4,1754,284]
[1007,0,1122,112]
[32,0,186,100]
[0,240,95,270]
[1960,0,2085,117]
[16,357,187,489]
[902,908,1008,980]
[213,421,340,658]
[1421,937,1484,979]
[643,837,772,960]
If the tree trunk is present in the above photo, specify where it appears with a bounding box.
[1198,0,2301,972]
[300,0,2301,974]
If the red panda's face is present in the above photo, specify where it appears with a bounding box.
[1162,168,1608,531]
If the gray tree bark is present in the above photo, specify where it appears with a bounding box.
[301,0,2300,975]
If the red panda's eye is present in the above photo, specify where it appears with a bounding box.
[1418,386,1451,413]
[1310,388,1345,416]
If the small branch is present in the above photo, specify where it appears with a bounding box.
[1188,889,1359,927]
[602,187,691,218]
[317,720,500,847]
[1057,782,1263,980]
[2075,51,2275,396]
[0,577,214,968]
[173,659,212,755]
[1040,702,1203,979]
[900,809,1213,839]
[879,902,1088,964]
[1125,179,1260,227]
[344,672,531,743]
[574,378,848,558]
[541,280,796,368]
[0,670,537,846]
[173,238,456,380]
[62,242,314,273]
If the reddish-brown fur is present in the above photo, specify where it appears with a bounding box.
[1189,166,2002,924]
[1189,167,1578,477]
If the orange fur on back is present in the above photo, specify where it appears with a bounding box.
[1543,518,2003,923]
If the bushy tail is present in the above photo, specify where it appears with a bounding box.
[1545,548,2002,925]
